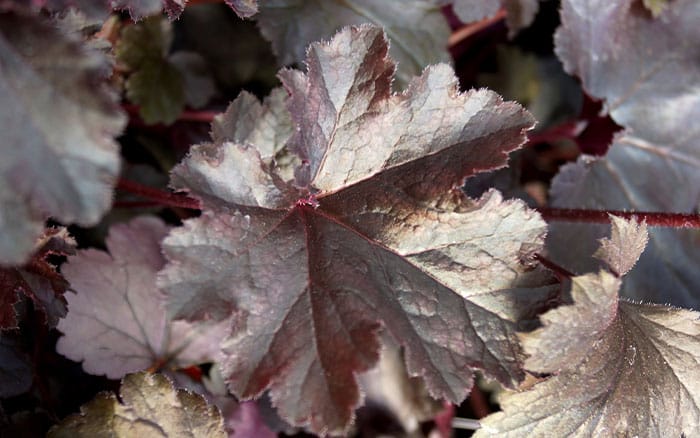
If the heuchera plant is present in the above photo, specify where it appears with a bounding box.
[1,0,699,436]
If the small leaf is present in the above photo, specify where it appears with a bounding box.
[593,215,648,277]
[56,217,226,379]
[0,12,124,265]
[48,371,227,437]
[159,25,554,434]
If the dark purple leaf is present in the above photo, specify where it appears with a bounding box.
[159,25,554,434]
[0,227,75,329]
[0,334,32,398]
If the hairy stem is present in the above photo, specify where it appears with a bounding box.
[535,253,574,280]
[116,179,200,210]
[526,120,580,146]
[448,8,507,47]
[538,208,700,228]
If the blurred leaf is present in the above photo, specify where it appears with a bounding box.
[643,0,669,17]
[48,372,227,437]
[256,0,451,87]
[478,46,582,128]
[547,0,700,308]
[116,16,186,124]
[169,51,216,109]
[0,12,124,265]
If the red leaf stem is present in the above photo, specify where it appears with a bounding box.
[178,109,219,123]
[534,253,574,280]
[538,208,700,228]
[434,402,456,437]
[526,120,581,146]
[468,385,491,418]
[116,179,201,210]
[448,8,507,47]
[122,104,218,125]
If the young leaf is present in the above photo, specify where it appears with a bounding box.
[0,12,124,265]
[478,218,700,437]
[56,217,226,379]
[48,372,226,437]
[159,25,553,434]
[546,0,700,308]
[255,0,451,86]
[116,17,185,125]
[0,227,75,330]
[593,215,647,277]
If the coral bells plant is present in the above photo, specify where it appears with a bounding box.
[1,0,700,437]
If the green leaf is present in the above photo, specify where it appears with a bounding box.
[116,17,185,124]
[49,372,227,437]
[125,59,185,125]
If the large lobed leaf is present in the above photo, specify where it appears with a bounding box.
[547,0,700,308]
[158,25,554,434]
[478,217,700,437]
[255,0,451,86]
[0,11,124,265]
[56,217,226,379]
[49,371,227,437]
